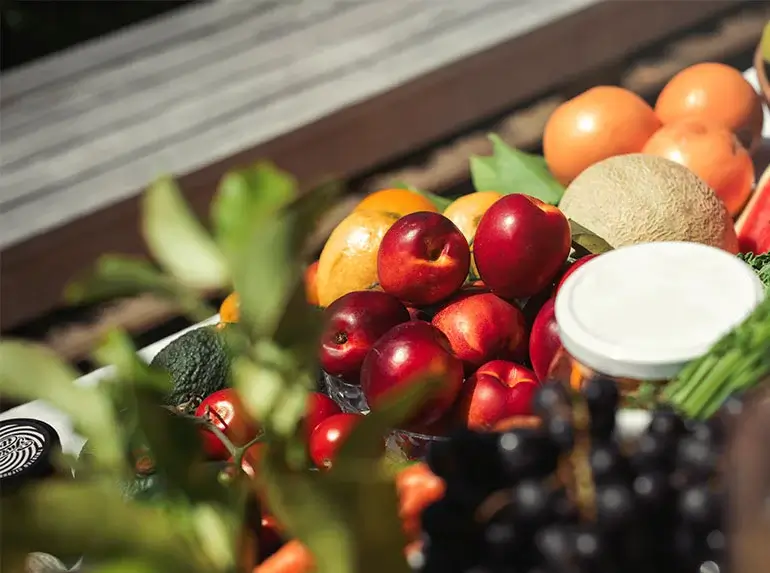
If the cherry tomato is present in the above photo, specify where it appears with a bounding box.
[303,392,342,440]
[195,389,260,460]
[308,413,362,469]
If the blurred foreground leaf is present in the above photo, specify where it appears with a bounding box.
[212,162,297,258]
[470,134,564,205]
[335,376,442,468]
[261,446,410,573]
[65,255,213,323]
[142,177,229,290]
[0,341,123,473]
[234,180,342,336]
[1,480,216,573]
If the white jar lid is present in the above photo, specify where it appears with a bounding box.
[554,242,765,381]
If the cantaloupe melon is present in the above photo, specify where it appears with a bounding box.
[558,154,739,253]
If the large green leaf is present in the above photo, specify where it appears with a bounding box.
[65,256,213,323]
[469,156,498,193]
[469,134,564,205]
[0,480,215,573]
[0,341,123,473]
[260,446,410,573]
[232,356,309,439]
[211,162,297,258]
[233,180,342,337]
[141,177,230,290]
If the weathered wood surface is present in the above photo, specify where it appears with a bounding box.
[0,0,596,251]
[0,0,746,331]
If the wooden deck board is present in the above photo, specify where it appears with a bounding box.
[0,0,595,250]
[0,0,746,331]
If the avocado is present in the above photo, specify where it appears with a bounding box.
[150,325,233,410]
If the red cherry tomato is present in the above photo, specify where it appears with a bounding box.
[309,413,362,469]
[259,515,285,559]
[555,254,599,296]
[303,392,342,440]
[195,389,260,461]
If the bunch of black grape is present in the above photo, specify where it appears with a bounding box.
[414,377,742,573]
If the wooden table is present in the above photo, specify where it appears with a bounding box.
[0,0,749,333]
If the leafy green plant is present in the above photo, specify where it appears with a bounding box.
[0,163,435,573]
[470,134,565,205]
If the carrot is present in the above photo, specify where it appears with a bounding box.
[254,540,315,573]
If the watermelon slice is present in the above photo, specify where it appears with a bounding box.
[737,164,770,254]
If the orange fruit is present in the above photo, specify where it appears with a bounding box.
[315,209,400,307]
[655,62,764,152]
[219,292,240,323]
[543,86,662,186]
[304,261,320,306]
[355,188,438,217]
[442,191,502,276]
[442,191,503,243]
[642,118,755,217]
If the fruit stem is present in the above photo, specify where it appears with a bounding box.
[333,332,348,345]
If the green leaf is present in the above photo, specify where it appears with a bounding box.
[141,177,229,290]
[233,356,310,439]
[0,340,123,473]
[261,447,410,573]
[469,155,498,193]
[0,480,215,572]
[212,162,297,258]
[569,220,614,256]
[65,256,213,323]
[93,330,170,394]
[335,375,442,468]
[488,134,564,204]
[234,181,342,336]
[389,180,452,211]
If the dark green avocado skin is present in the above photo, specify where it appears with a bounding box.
[150,325,233,409]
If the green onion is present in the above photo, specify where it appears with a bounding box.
[664,291,770,419]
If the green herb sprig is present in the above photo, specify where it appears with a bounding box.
[664,291,770,419]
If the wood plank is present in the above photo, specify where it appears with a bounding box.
[0,0,745,332]
[0,0,593,250]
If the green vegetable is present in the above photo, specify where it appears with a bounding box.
[470,134,565,205]
[737,251,770,289]
[664,291,770,419]
[149,326,233,409]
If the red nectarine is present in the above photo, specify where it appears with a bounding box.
[432,292,528,371]
[320,291,410,383]
[360,321,464,426]
[473,195,571,298]
[455,360,539,431]
[378,212,471,306]
[529,297,561,381]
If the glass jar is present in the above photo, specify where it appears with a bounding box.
[546,242,765,402]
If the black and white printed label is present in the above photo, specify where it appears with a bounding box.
[0,420,48,479]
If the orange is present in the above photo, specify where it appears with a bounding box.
[543,86,661,186]
[315,209,400,307]
[655,62,764,152]
[442,191,503,243]
[354,188,438,217]
[304,261,319,306]
[642,118,755,217]
[219,292,240,323]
